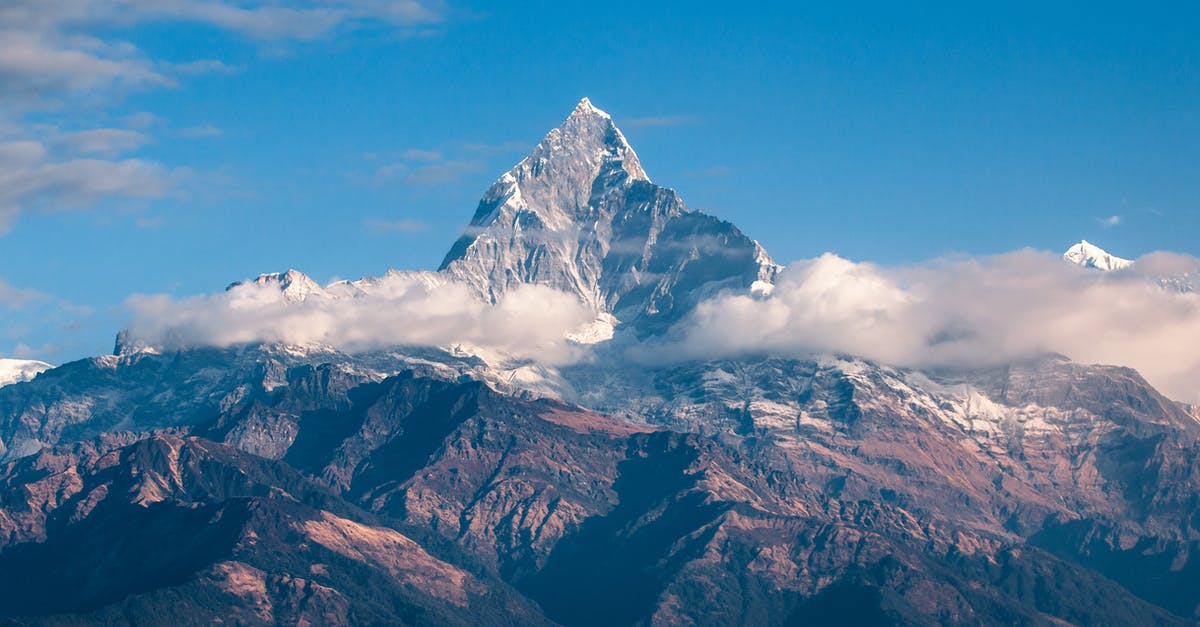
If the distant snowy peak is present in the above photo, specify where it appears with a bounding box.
[229,268,448,304]
[250,269,330,302]
[328,269,447,298]
[0,358,51,387]
[1063,240,1133,271]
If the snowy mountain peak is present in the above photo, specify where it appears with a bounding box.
[439,98,778,333]
[545,96,648,184]
[1064,240,1133,271]
[569,96,610,120]
[232,269,330,302]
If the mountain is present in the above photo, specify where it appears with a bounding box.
[439,97,778,335]
[1,100,1199,625]
[2,363,1193,625]
[0,358,51,388]
[1064,239,1134,271]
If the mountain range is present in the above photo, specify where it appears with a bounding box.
[0,100,1197,626]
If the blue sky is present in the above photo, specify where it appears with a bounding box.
[1,1,1197,363]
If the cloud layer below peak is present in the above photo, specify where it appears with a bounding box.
[123,272,594,365]
[119,246,1200,404]
[641,250,1200,403]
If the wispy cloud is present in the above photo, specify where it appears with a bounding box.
[1098,214,1122,228]
[54,128,152,156]
[621,115,701,129]
[461,140,529,155]
[401,148,443,161]
[0,278,44,310]
[0,138,180,234]
[404,159,483,185]
[0,273,94,362]
[0,0,446,235]
[171,59,239,76]
[373,149,484,187]
[364,218,429,234]
[0,1,444,103]
[135,215,166,229]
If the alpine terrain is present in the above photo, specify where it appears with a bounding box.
[0,100,1197,626]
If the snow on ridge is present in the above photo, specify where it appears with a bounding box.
[0,358,52,387]
[1063,240,1133,271]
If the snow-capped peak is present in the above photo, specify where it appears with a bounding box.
[569,97,611,120]
[244,269,330,302]
[1064,240,1133,271]
[0,358,52,387]
[438,98,779,333]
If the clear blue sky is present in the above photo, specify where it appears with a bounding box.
[1,1,1197,362]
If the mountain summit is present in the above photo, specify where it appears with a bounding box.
[1063,239,1133,271]
[440,98,778,334]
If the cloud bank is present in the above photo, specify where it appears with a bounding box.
[120,247,1200,403]
[645,250,1200,402]
[123,272,594,365]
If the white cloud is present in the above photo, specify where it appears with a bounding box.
[0,0,445,235]
[1099,215,1122,228]
[373,151,484,187]
[401,149,443,162]
[0,278,44,309]
[621,115,700,129]
[642,250,1200,402]
[0,139,178,233]
[0,29,169,101]
[0,1,444,104]
[365,218,429,234]
[56,128,151,156]
[123,273,594,365]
